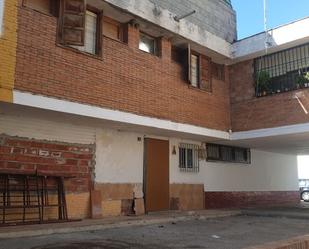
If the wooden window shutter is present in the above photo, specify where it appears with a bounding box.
[50,0,60,17]
[212,62,225,81]
[199,54,212,91]
[58,0,86,46]
[187,43,192,84]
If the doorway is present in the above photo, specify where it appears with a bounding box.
[144,138,169,212]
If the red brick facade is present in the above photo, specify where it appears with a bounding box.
[0,135,94,193]
[14,4,231,132]
[230,60,309,132]
[205,191,300,209]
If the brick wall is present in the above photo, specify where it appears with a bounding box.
[230,60,309,131]
[205,191,300,209]
[0,135,94,192]
[14,5,231,132]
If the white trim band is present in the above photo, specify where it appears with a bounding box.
[13,90,229,140]
[13,91,309,142]
[231,122,309,140]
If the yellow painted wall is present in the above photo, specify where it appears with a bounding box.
[0,0,17,102]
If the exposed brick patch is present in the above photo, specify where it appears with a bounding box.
[0,135,95,193]
[15,6,231,132]
[205,191,300,209]
[121,199,134,215]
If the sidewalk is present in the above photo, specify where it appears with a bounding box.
[0,209,240,239]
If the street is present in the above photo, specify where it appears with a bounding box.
[2,215,309,249]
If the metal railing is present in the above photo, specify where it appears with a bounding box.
[254,43,309,97]
[255,62,309,97]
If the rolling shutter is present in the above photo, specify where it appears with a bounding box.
[58,0,86,46]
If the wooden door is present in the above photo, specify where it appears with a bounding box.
[144,138,169,212]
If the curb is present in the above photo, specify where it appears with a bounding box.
[242,210,309,220]
[0,211,240,239]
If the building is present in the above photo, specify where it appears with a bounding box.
[0,0,308,223]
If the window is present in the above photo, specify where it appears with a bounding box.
[206,143,251,164]
[188,45,212,91]
[73,10,98,54]
[139,33,157,55]
[57,0,102,56]
[190,54,199,87]
[58,0,86,46]
[179,143,199,172]
[254,43,309,96]
[103,16,123,41]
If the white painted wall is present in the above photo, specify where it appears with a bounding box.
[0,106,96,144]
[203,150,298,191]
[95,129,144,183]
[169,138,204,184]
[0,105,299,191]
[0,104,144,184]
[0,0,4,37]
[169,138,299,191]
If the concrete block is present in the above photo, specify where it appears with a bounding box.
[91,190,102,219]
[134,198,145,216]
[133,183,144,199]
[102,200,122,217]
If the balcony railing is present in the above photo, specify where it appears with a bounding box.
[254,43,309,97]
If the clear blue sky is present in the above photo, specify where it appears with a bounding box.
[232,0,309,39]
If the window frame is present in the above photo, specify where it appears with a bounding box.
[57,4,103,57]
[179,143,200,173]
[188,45,212,92]
[139,32,158,55]
[190,51,200,88]
[102,16,124,42]
[212,62,225,81]
[206,143,251,164]
[80,5,102,56]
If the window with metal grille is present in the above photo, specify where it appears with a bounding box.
[254,43,309,96]
[179,143,199,172]
[206,143,251,164]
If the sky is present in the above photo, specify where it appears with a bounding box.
[232,0,309,39]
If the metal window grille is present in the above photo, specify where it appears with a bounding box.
[179,143,199,172]
[206,143,251,164]
[254,43,309,96]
